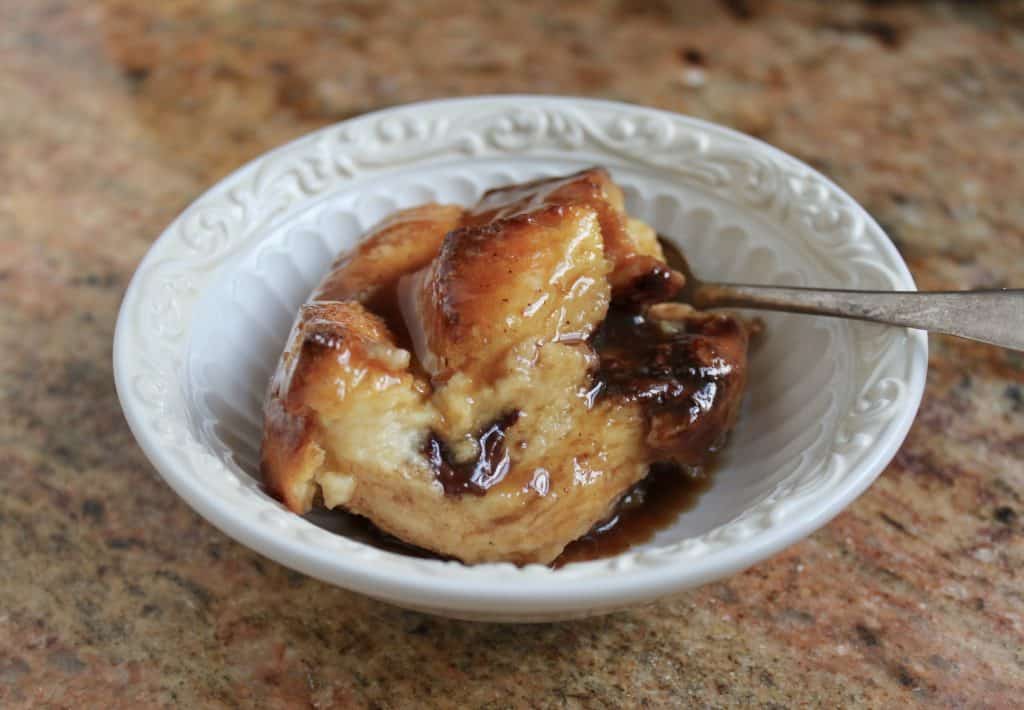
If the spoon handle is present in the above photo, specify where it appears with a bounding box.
[691,284,1024,350]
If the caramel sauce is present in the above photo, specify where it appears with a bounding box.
[589,229,749,464]
[590,306,707,405]
[554,461,713,566]
[588,302,740,465]
[424,411,521,496]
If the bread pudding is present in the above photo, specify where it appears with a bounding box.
[260,168,754,565]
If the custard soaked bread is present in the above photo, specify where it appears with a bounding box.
[261,168,753,565]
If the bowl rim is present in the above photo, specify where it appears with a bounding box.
[114,94,928,616]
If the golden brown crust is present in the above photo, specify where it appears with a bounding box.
[411,203,610,381]
[316,204,464,302]
[260,396,321,511]
[464,167,684,303]
[260,301,415,511]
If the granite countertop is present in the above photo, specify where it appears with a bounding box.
[2,0,1022,706]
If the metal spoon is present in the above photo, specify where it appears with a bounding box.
[659,239,1024,351]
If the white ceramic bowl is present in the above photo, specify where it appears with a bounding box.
[114,96,927,622]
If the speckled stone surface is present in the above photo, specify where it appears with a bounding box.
[2,0,1022,706]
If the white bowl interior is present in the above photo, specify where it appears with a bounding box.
[186,159,874,555]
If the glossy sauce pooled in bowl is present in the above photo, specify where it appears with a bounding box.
[259,168,756,565]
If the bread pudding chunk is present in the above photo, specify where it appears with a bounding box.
[261,168,754,565]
